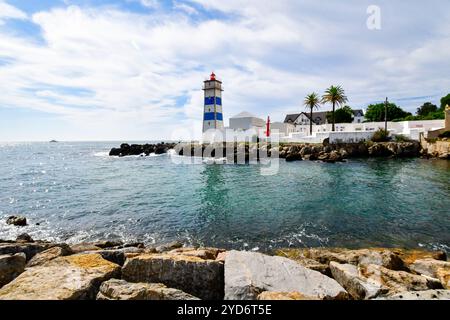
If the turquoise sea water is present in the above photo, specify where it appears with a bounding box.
[0,141,449,252]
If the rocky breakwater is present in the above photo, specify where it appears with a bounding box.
[279,141,421,163]
[171,141,421,163]
[1,235,449,300]
[109,142,177,157]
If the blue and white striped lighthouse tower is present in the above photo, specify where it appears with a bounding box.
[202,72,224,133]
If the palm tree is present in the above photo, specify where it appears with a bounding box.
[322,85,348,131]
[303,93,321,135]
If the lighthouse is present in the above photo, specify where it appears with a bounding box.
[202,72,224,133]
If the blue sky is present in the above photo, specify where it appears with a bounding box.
[1,0,449,141]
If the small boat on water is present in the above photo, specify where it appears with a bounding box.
[49,140,58,143]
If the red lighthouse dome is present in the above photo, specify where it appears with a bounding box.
[210,72,216,81]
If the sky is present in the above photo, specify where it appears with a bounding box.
[0,0,449,141]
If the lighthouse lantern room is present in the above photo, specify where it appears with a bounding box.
[202,72,224,133]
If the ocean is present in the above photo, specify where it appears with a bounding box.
[0,141,449,252]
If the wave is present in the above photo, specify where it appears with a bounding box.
[93,151,110,157]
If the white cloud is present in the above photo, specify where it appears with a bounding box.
[0,0,27,24]
[138,0,159,9]
[0,1,450,140]
[173,2,198,15]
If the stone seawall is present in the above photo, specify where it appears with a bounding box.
[0,234,449,300]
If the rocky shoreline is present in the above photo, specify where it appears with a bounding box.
[0,231,449,300]
[107,141,436,162]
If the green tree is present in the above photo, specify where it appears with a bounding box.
[326,105,354,123]
[322,85,348,131]
[440,93,450,110]
[417,102,437,116]
[303,92,321,135]
[365,102,411,122]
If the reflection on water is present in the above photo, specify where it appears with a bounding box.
[0,142,449,253]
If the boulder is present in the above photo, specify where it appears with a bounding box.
[27,245,73,267]
[257,291,318,300]
[368,143,390,157]
[70,243,102,254]
[376,289,450,300]
[274,249,330,276]
[328,150,342,162]
[299,248,406,270]
[299,146,312,157]
[16,233,34,243]
[109,148,121,156]
[285,153,302,162]
[329,262,387,299]
[224,251,348,300]
[409,259,449,289]
[0,253,120,300]
[78,249,126,266]
[6,216,27,227]
[359,264,443,294]
[155,241,183,253]
[97,279,200,300]
[0,253,26,287]
[389,249,446,266]
[122,253,224,300]
[216,251,227,263]
[168,247,223,260]
[123,242,145,249]
[92,240,123,249]
[0,242,54,261]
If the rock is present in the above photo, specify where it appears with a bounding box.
[122,253,224,300]
[0,242,54,261]
[109,143,175,157]
[224,250,348,300]
[78,250,126,266]
[6,216,27,227]
[27,245,73,267]
[299,146,312,157]
[97,279,200,300]
[109,148,121,156]
[168,247,223,260]
[368,144,390,157]
[16,233,33,243]
[329,262,387,299]
[376,289,450,300]
[409,259,450,289]
[328,150,342,162]
[0,253,120,300]
[285,153,302,162]
[300,248,406,270]
[70,243,102,254]
[155,241,183,253]
[0,253,26,287]
[257,291,318,300]
[339,148,349,158]
[359,264,443,294]
[317,152,329,161]
[123,242,145,249]
[390,249,447,266]
[216,251,227,263]
[92,240,123,249]
[274,249,330,276]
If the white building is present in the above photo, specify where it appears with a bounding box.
[284,109,365,127]
[229,111,266,131]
